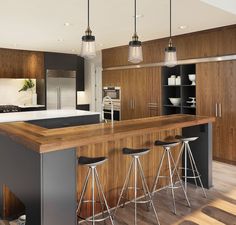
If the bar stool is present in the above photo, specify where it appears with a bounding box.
[114,148,160,225]
[76,156,114,225]
[152,141,191,215]
[175,135,207,198]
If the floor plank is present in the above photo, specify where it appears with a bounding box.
[80,161,236,224]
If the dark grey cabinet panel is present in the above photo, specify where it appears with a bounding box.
[44,52,85,91]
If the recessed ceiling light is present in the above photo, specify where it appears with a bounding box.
[179,25,187,30]
[99,43,104,47]
[64,22,71,26]
[71,49,76,52]
[57,38,64,42]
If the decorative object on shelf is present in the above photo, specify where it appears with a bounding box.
[168,75,176,85]
[81,0,96,59]
[18,79,37,105]
[17,215,26,225]
[176,76,181,85]
[128,0,143,63]
[169,97,181,106]
[188,74,196,85]
[187,97,196,108]
[164,0,177,67]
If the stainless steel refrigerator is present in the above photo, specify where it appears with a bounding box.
[46,70,76,110]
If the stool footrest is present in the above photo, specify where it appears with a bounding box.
[78,215,111,223]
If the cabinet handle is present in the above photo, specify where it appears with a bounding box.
[130,100,132,109]
[215,103,218,117]
[133,99,135,109]
[219,103,222,118]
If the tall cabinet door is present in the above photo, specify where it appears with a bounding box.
[196,62,221,160]
[147,67,161,117]
[132,69,149,119]
[218,60,236,163]
[121,69,135,120]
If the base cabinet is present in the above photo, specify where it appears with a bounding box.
[196,60,236,165]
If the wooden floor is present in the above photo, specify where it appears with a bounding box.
[81,161,236,225]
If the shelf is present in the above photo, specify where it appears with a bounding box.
[163,105,181,108]
[163,85,181,87]
[183,106,196,109]
[163,85,195,87]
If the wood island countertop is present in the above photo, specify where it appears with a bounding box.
[0,114,215,153]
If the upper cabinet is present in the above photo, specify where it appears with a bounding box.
[102,25,236,68]
[44,52,85,91]
[0,48,44,79]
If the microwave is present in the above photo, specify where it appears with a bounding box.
[103,87,121,100]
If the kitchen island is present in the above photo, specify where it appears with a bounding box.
[0,114,214,225]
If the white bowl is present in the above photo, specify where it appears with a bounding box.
[169,98,181,106]
[188,74,196,85]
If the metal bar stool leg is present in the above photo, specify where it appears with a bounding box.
[77,168,91,216]
[151,150,166,194]
[187,143,198,188]
[169,150,191,208]
[134,157,138,225]
[114,159,134,217]
[137,158,160,225]
[166,148,177,214]
[95,171,106,225]
[92,167,96,225]
[187,143,207,198]
[95,169,115,225]
[121,160,133,208]
[139,167,150,211]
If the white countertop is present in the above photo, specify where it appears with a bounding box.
[0,110,100,123]
[18,104,45,108]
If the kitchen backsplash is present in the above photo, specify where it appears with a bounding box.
[0,79,36,105]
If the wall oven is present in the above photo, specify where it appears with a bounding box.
[102,87,121,121]
[103,86,120,100]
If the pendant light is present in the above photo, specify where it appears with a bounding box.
[81,0,96,59]
[128,0,143,64]
[164,0,177,67]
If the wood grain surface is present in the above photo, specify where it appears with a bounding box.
[0,114,215,153]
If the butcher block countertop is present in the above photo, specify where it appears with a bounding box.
[0,114,215,153]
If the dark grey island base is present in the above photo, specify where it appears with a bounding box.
[0,114,214,225]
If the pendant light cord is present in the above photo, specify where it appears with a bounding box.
[134,0,137,35]
[170,0,172,39]
[88,0,90,28]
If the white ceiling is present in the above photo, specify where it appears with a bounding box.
[0,0,235,54]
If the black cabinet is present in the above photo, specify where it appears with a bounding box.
[44,52,85,91]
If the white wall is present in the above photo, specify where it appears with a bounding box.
[0,79,36,105]
[77,51,102,113]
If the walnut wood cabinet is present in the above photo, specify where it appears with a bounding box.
[0,48,44,79]
[102,25,236,69]
[196,60,236,165]
[102,67,161,120]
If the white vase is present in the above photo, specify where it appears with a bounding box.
[32,93,37,105]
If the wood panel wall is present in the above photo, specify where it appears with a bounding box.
[102,25,236,68]
[77,128,181,217]
[2,185,25,220]
[0,48,45,79]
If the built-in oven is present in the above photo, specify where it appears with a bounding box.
[102,87,121,121]
[103,86,120,100]
[103,99,121,121]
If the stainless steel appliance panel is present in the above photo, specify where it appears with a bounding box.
[46,70,76,110]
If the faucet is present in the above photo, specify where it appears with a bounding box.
[102,96,114,127]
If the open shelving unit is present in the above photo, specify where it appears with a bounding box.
[162,64,196,115]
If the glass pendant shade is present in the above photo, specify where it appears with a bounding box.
[128,40,143,64]
[81,34,96,59]
[164,46,177,67]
